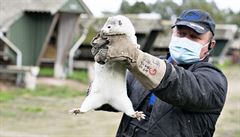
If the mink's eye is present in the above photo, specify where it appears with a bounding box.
[107,25,111,29]
[118,20,122,25]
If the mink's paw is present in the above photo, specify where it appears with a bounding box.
[131,111,146,121]
[69,108,82,115]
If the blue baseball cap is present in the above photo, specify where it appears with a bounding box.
[172,9,215,35]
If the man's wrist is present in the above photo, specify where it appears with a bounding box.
[128,51,166,90]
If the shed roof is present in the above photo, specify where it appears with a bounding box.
[0,0,92,32]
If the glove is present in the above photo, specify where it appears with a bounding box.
[91,33,109,64]
[91,34,139,64]
[91,34,166,90]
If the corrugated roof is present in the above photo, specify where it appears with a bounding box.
[0,0,92,31]
[24,0,67,14]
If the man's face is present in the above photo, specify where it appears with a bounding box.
[172,26,215,60]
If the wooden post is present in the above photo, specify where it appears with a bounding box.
[54,13,79,78]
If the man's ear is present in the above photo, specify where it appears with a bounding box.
[210,39,216,49]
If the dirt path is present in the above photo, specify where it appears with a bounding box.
[37,77,88,92]
[0,96,122,137]
[1,77,122,137]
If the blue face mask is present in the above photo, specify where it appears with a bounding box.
[169,36,209,64]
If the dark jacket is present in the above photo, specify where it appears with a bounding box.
[98,56,227,137]
[115,60,228,137]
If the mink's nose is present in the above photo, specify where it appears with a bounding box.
[100,30,106,37]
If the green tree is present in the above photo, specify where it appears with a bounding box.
[118,0,240,26]
[119,0,131,14]
[178,0,225,23]
[130,1,151,14]
[220,9,240,26]
[149,0,179,19]
[120,1,150,14]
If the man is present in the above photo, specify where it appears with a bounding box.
[91,9,228,137]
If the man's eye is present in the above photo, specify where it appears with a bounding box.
[177,32,185,37]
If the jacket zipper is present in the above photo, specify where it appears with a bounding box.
[187,119,194,137]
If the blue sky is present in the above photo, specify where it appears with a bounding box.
[83,0,240,17]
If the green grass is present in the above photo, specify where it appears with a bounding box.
[0,92,16,102]
[39,67,89,83]
[235,130,240,137]
[39,67,54,77]
[31,85,86,97]
[0,85,86,103]
[213,60,240,70]
[1,67,88,103]
[20,106,44,113]
[67,69,89,83]
[0,110,16,117]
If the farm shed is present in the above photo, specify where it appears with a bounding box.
[0,0,92,87]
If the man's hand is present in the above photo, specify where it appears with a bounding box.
[90,34,167,90]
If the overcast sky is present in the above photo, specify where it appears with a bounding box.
[83,0,240,17]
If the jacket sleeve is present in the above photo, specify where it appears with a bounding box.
[152,62,228,112]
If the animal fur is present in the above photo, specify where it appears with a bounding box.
[70,15,145,120]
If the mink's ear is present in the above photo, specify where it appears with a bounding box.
[118,20,122,25]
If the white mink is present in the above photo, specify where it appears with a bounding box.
[70,15,145,120]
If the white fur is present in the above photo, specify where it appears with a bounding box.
[70,15,144,120]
